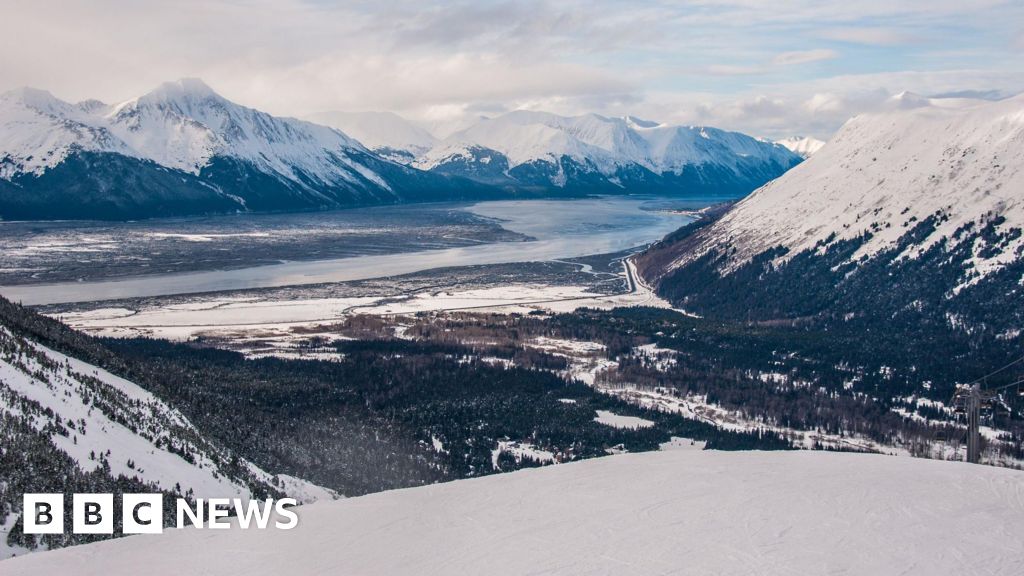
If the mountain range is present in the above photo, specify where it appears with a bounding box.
[637,92,1024,342]
[318,108,802,196]
[0,79,484,220]
[0,78,799,220]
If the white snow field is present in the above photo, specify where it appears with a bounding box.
[4,450,1023,576]
[593,409,655,429]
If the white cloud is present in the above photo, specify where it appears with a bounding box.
[772,49,839,66]
[817,27,917,46]
[0,0,1019,140]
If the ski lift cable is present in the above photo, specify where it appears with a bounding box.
[963,355,1024,388]
[986,377,1024,394]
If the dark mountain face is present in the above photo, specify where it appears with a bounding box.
[0,148,495,221]
[638,207,1022,332]
[0,152,242,221]
[422,146,799,197]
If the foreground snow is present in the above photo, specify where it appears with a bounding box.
[4,450,1022,575]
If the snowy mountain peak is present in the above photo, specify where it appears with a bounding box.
[887,90,934,110]
[775,136,826,158]
[623,115,661,129]
[147,77,219,100]
[75,99,109,114]
[305,110,438,161]
[0,79,476,219]
[1,87,71,115]
[0,78,376,180]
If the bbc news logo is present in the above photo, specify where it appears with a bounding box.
[23,494,298,535]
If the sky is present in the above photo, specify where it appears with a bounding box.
[1,0,1021,139]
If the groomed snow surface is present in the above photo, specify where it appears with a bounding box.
[4,450,1022,576]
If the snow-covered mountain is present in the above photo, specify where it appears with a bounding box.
[651,93,1024,274]
[4,450,1022,575]
[304,110,438,164]
[774,136,825,158]
[415,111,801,195]
[636,92,1024,333]
[0,81,803,219]
[0,80,478,220]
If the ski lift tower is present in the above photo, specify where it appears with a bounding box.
[965,384,982,464]
[952,378,1022,465]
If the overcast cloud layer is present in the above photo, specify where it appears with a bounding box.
[1,0,1021,139]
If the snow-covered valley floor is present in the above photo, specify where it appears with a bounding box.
[51,257,672,343]
[4,450,1022,576]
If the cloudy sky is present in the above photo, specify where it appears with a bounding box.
[1,0,1021,139]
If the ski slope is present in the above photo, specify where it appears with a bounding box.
[4,450,1022,575]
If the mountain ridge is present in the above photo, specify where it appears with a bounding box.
[1,79,802,220]
[0,79,486,220]
[414,110,801,194]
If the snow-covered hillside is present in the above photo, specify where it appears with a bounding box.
[0,327,271,498]
[652,93,1024,280]
[775,136,825,158]
[0,80,477,220]
[0,323,337,558]
[415,111,800,194]
[305,110,438,163]
[4,450,1022,575]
